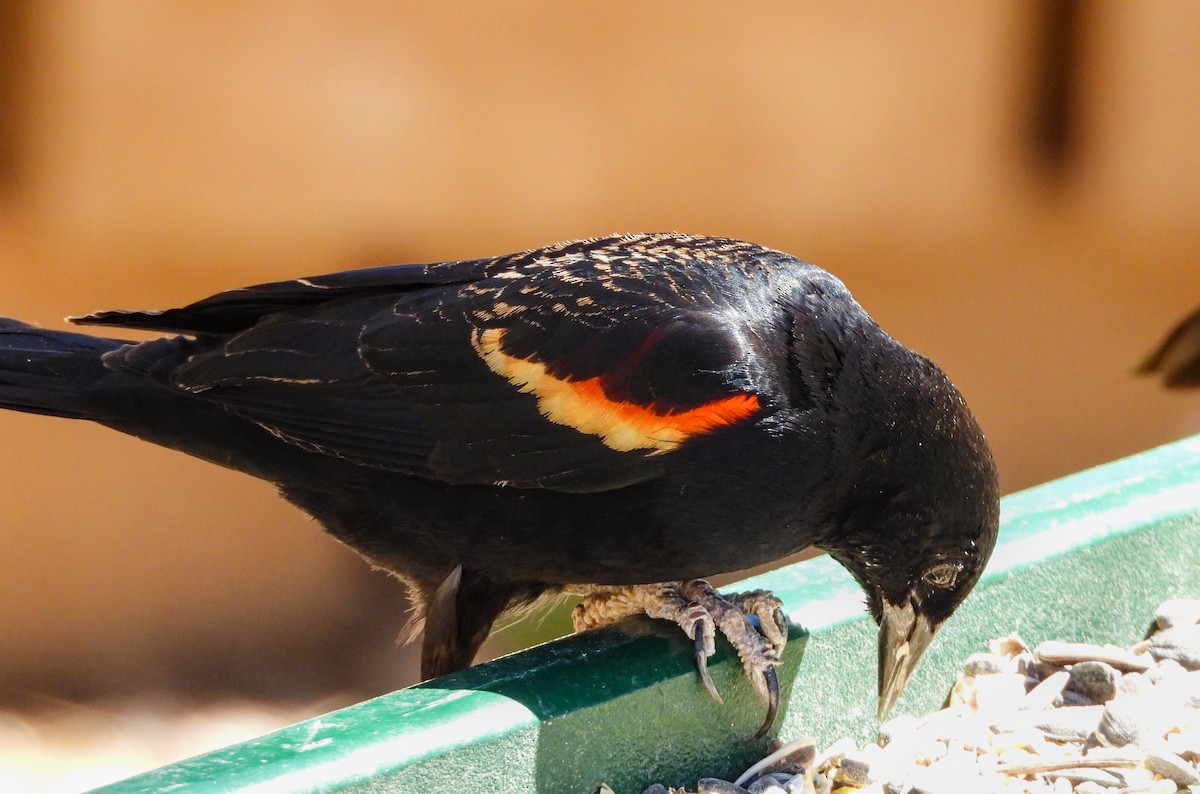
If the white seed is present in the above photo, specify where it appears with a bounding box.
[1155,598,1200,630]
[1023,670,1070,710]
[746,776,788,794]
[908,752,982,794]
[694,602,1200,794]
[1146,658,1187,687]
[989,728,1033,753]
[782,776,810,794]
[879,715,920,749]
[1117,671,1152,698]
[1181,670,1200,707]
[1145,779,1182,794]
[1163,726,1200,757]
[970,672,1029,714]
[911,738,947,766]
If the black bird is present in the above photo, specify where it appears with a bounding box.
[0,234,999,735]
[1140,305,1200,388]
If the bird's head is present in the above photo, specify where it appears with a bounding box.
[822,346,1000,720]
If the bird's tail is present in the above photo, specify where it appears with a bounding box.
[0,317,319,482]
[0,318,126,420]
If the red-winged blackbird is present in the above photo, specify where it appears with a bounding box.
[0,234,998,737]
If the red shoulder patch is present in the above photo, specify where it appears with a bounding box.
[473,328,759,453]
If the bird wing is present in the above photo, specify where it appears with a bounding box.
[93,235,772,491]
[72,258,491,334]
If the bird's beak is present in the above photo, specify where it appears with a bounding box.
[877,596,938,720]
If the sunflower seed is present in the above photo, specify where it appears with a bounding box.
[1066,660,1120,704]
[699,778,750,794]
[1094,697,1154,747]
[1038,766,1124,786]
[734,737,817,787]
[1144,749,1200,785]
[1034,640,1153,672]
[1148,625,1200,670]
[658,600,1200,794]
[838,753,874,786]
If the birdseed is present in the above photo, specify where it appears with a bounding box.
[608,599,1200,794]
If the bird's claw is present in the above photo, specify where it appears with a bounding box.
[691,617,723,703]
[746,666,780,743]
[677,580,786,738]
[571,580,788,738]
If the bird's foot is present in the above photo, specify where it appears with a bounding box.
[571,579,787,739]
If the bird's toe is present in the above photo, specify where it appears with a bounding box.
[725,589,789,655]
[569,579,788,737]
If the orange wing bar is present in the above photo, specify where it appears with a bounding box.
[473,328,760,453]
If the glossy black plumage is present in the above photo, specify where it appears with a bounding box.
[0,234,999,724]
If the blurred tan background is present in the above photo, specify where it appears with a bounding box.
[1,2,1198,789]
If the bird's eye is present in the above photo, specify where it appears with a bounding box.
[922,562,961,589]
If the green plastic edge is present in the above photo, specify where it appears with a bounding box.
[92,435,1200,794]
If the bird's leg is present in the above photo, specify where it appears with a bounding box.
[571,581,721,697]
[570,579,786,739]
[419,565,516,680]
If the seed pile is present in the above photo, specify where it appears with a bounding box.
[612,598,1200,794]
